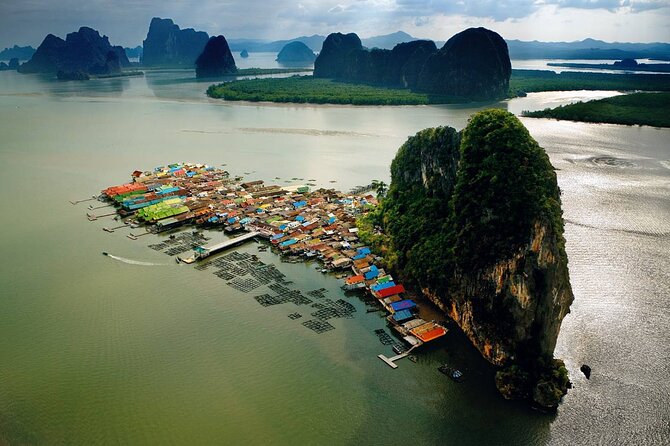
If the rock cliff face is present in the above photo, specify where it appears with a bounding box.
[376,110,573,407]
[0,45,35,61]
[141,17,209,67]
[0,57,18,71]
[313,32,363,79]
[18,27,129,75]
[276,41,316,64]
[417,27,511,100]
[314,28,510,100]
[313,32,437,88]
[195,36,237,78]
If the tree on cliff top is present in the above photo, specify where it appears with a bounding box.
[453,109,564,270]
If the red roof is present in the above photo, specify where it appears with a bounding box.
[375,284,406,299]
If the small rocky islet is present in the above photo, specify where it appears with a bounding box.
[17,26,130,78]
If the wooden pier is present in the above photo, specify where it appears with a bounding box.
[200,231,261,256]
[377,345,418,369]
[179,231,261,263]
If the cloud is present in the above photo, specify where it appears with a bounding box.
[0,0,668,48]
[542,0,670,13]
[414,16,430,26]
[394,0,669,21]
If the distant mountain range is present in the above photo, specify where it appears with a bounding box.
[227,31,423,52]
[227,33,670,60]
[0,45,35,61]
[507,38,670,60]
[7,29,669,63]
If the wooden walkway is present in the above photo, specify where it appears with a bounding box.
[377,345,418,369]
[200,231,260,256]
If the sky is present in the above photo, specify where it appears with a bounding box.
[0,0,669,49]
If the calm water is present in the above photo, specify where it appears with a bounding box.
[0,69,668,445]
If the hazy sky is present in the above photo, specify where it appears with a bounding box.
[0,0,669,49]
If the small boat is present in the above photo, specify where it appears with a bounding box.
[102,251,109,256]
[320,268,328,273]
[438,364,463,381]
[408,355,418,363]
[392,344,406,355]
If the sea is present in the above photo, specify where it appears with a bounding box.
[0,55,668,445]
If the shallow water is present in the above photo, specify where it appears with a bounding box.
[0,70,668,445]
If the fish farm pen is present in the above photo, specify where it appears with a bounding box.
[81,162,447,366]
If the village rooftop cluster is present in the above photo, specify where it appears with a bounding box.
[100,163,447,358]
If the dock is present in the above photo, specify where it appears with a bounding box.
[200,231,260,256]
[378,345,419,369]
[179,231,260,263]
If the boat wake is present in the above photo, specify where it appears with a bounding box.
[565,219,670,238]
[105,254,168,266]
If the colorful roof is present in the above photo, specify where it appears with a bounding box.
[376,284,405,298]
[392,309,414,322]
[390,299,415,312]
[346,275,365,285]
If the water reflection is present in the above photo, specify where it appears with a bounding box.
[23,72,130,97]
[277,61,315,69]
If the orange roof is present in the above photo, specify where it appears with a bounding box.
[413,326,447,342]
[346,275,365,285]
[353,259,369,269]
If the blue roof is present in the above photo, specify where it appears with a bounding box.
[352,253,367,260]
[391,300,416,312]
[296,215,305,222]
[293,201,307,208]
[156,186,180,195]
[239,217,252,224]
[280,238,298,247]
[392,309,414,322]
[271,233,284,240]
[357,247,371,256]
[328,216,336,224]
[364,268,379,280]
[371,281,395,292]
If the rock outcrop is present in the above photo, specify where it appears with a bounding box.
[417,27,511,101]
[195,36,237,78]
[313,32,437,88]
[314,28,511,101]
[374,110,573,408]
[141,17,209,67]
[276,41,316,64]
[240,49,249,58]
[0,57,19,71]
[313,32,363,79]
[18,27,129,75]
[0,45,35,61]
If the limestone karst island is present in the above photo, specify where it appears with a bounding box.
[1,2,669,445]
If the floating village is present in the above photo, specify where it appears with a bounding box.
[83,162,448,368]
